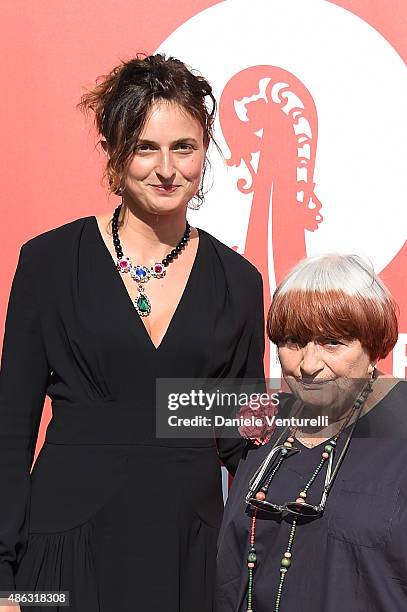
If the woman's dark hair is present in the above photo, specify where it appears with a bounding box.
[78,53,220,204]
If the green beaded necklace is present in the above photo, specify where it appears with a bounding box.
[244,380,373,612]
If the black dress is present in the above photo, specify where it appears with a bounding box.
[0,216,265,612]
[215,381,407,612]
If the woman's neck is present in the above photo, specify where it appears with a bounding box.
[109,201,190,263]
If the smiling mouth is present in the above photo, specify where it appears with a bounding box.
[150,184,180,192]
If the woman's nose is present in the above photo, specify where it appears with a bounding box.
[300,342,324,377]
[155,150,176,181]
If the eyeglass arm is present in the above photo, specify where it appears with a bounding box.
[319,411,362,510]
[246,445,300,504]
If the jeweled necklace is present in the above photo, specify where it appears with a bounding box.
[244,380,373,612]
[112,203,191,317]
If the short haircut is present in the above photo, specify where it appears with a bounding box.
[267,254,399,361]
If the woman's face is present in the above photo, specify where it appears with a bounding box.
[123,100,206,216]
[278,336,374,409]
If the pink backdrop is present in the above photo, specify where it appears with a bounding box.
[1,0,405,461]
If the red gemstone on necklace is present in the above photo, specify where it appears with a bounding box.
[117,257,131,272]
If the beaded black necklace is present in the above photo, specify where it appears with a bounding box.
[244,380,373,612]
[112,203,191,317]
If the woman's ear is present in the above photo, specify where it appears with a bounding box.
[100,140,109,157]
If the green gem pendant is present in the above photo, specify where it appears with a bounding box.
[135,290,151,317]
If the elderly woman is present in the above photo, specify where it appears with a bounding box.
[215,253,406,612]
[0,54,264,612]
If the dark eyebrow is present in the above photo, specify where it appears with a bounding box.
[172,138,199,146]
[136,138,199,146]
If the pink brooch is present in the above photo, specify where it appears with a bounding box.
[237,397,279,446]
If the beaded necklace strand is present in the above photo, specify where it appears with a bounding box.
[245,381,373,612]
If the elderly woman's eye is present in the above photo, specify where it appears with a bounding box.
[320,338,343,347]
[282,336,302,348]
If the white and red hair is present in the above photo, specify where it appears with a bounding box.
[267,254,399,361]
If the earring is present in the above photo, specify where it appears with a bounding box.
[187,199,202,210]
[188,182,205,210]
[369,364,377,379]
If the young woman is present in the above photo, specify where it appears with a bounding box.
[0,54,265,612]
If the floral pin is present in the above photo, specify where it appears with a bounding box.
[236,396,279,446]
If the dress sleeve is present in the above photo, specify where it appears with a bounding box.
[239,270,265,380]
[0,244,50,589]
[216,271,266,475]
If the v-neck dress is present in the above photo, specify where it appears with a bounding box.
[215,382,407,612]
[0,215,265,612]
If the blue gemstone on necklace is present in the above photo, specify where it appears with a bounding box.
[131,265,151,283]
